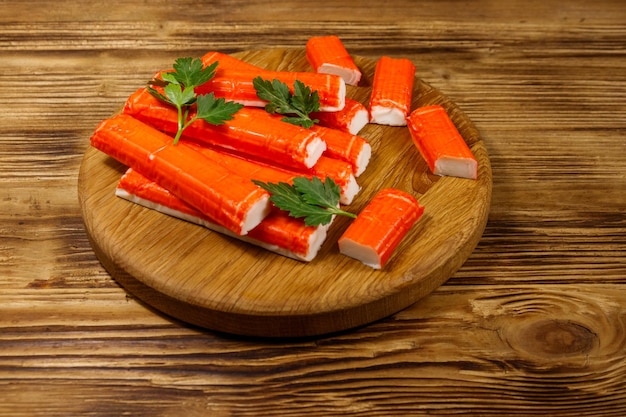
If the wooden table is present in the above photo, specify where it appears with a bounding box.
[2,1,625,415]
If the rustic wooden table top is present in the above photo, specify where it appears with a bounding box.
[1,0,625,415]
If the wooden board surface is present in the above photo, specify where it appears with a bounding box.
[78,48,491,338]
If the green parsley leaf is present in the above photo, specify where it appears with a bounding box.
[252,76,320,129]
[160,71,181,85]
[291,80,320,115]
[163,83,197,108]
[253,78,292,113]
[252,176,356,226]
[196,93,244,125]
[147,57,241,144]
[171,58,218,87]
[292,176,341,209]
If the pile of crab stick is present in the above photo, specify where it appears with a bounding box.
[90,35,478,267]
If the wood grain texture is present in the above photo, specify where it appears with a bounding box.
[1,0,625,415]
[77,48,491,337]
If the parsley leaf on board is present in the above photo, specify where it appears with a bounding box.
[252,176,356,226]
[147,57,243,144]
[170,58,218,87]
[195,94,245,125]
[252,77,320,128]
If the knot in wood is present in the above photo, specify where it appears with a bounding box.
[519,319,596,357]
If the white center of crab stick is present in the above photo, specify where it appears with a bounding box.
[302,227,329,261]
[239,194,272,235]
[434,156,478,180]
[304,137,327,169]
[347,108,370,135]
[318,63,361,86]
[338,239,383,269]
[354,142,372,178]
[370,104,408,126]
[339,173,360,206]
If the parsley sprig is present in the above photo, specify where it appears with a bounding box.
[253,176,356,226]
[147,57,243,144]
[253,77,320,128]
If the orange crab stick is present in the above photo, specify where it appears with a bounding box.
[90,114,271,235]
[338,188,424,269]
[368,56,416,126]
[199,136,359,205]
[201,51,261,73]
[201,52,348,111]
[306,35,362,86]
[406,105,478,180]
[116,169,330,262]
[308,156,360,205]
[185,141,359,205]
[123,88,326,170]
[201,51,347,111]
[310,97,369,135]
[195,69,346,112]
[310,125,371,177]
[260,110,370,178]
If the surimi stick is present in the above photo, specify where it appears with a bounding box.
[123,88,326,170]
[202,52,346,109]
[116,169,330,262]
[261,110,371,178]
[368,56,416,126]
[310,97,370,135]
[310,124,371,177]
[247,209,330,262]
[306,35,362,86]
[338,188,424,269]
[194,68,346,112]
[406,105,478,180]
[308,156,360,205]
[201,51,261,72]
[186,141,360,205]
[90,114,270,235]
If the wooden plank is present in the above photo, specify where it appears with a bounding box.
[1,285,625,414]
[1,0,625,414]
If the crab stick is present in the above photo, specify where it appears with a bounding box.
[200,52,347,111]
[308,156,360,205]
[194,68,346,112]
[123,88,326,170]
[310,97,369,135]
[201,51,261,73]
[186,141,359,205]
[116,169,330,262]
[259,110,370,178]
[338,188,423,269]
[306,35,362,86]
[90,114,270,235]
[368,56,416,126]
[406,105,478,180]
[310,125,371,177]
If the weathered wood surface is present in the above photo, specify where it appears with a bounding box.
[1,0,625,415]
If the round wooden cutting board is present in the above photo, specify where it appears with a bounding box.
[78,48,492,338]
